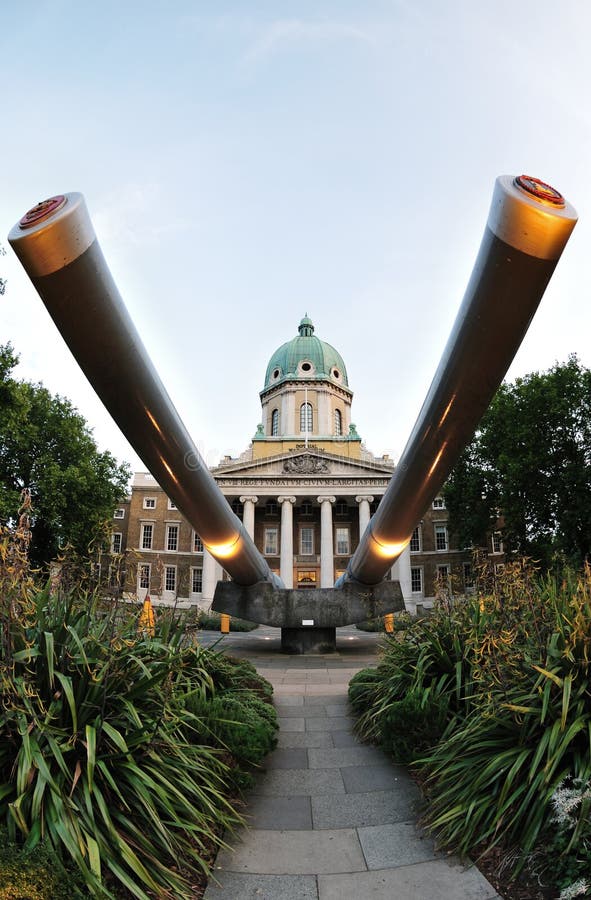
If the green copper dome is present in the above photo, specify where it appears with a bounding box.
[263,316,350,392]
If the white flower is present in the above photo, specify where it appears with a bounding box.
[559,878,590,900]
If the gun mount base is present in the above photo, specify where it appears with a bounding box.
[211,579,404,653]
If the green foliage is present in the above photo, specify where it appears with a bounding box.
[349,559,591,884]
[0,829,86,899]
[0,530,277,898]
[0,343,130,567]
[445,356,591,568]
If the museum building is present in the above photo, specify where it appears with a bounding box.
[111,317,480,611]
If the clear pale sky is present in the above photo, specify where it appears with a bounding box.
[2,1,590,476]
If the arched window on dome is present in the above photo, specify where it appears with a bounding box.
[271,408,279,436]
[334,409,342,436]
[300,402,313,434]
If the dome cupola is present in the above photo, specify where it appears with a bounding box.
[263,315,349,391]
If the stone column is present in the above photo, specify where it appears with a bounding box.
[317,496,336,588]
[201,548,221,607]
[355,495,374,539]
[392,542,412,608]
[278,496,296,588]
[239,495,258,539]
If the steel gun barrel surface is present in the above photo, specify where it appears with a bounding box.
[341,175,578,587]
[8,193,279,587]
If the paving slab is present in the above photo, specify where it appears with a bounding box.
[277,716,306,732]
[308,746,387,769]
[312,788,421,829]
[305,716,352,732]
[358,821,439,869]
[277,731,334,749]
[263,748,309,770]
[273,695,304,707]
[255,768,345,796]
[331,730,361,748]
[341,763,414,794]
[204,872,318,899]
[216,827,366,875]
[246,794,313,830]
[318,859,501,900]
[276,704,326,717]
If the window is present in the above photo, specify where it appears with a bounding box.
[437,564,450,582]
[140,523,153,550]
[432,496,446,509]
[166,524,179,551]
[193,532,203,552]
[168,499,177,510]
[434,523,448,551]
[335,500,349,517]
[335,527,350,556]
[463,563,474,593]
[231,499,244,518]
[92,562,101,581]
[411,567,423,594]
[409,526,421,553]
[299,501,313,517]
[271,408,279,436]
[111,532,123,554]
[491,531,503,554]
[143,497,156,509]
[139,564,150,590]
[264,527,278,556]
[191,567,203,593]
[114,508,125,519]
[334,409,342,436]
[164,566,176,592]
[265,500,279,517]
[300,526,314,555]
[300,402,313,434]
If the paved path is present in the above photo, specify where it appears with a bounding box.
[203,626,500,900]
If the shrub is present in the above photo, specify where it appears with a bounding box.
[0,526,276,898]
[348,558,591,884]
[0,829,86,899]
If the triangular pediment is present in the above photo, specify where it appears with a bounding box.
[212,449,394,481]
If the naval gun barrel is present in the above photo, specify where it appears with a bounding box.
[8,193,280,588]
[341,175,578,587]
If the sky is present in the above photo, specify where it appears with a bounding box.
[2,1,591,478]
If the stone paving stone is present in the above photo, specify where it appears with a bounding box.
[245,794,313,830]
[304,684,348,696]
[217,827,366,875]
[255,768,345,796]
[342,763,415,794]
[312,788,421,829]
[204,872,318,899]
[272,695,304,707]
[331,730,361,748]
[358,821,439,869]
[277,717,306,732]
[303,695,339,706]
[318,859,501,900]
[306,716,352,732]
[325,703,350,716]
[263,748,309,770]
[308,745,389,769]
[278,705,326,718]
[278,731,334,749]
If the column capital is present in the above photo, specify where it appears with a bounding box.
[317,495,336,504]
[239,495,258,504]
[277,495,297,504]
[355,495,374,504]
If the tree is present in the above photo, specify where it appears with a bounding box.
[444,356,591,569]
[0,344,130,567]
